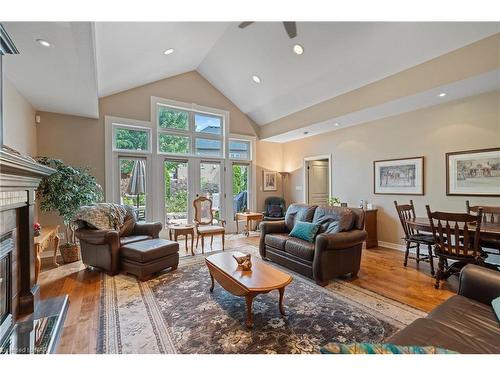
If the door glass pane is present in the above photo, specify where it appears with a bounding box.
[159,134,190,154]
[158,105,189,130]
[232,164,249,215]
[119,158,147,221]
[200,162,221,220]
[164,160,189,226]
[195,113,222,135]
[229,140,250,160]
[114,127,149,151]
[195,138,221,157]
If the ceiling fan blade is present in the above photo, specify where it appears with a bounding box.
[283,22,297,39]
[238,22,254,29]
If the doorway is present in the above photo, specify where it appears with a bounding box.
[304,155,331,205]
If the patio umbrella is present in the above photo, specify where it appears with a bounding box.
[126,160,146,209]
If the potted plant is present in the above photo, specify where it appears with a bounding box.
[328,197,341,207]
[35,157,103,263]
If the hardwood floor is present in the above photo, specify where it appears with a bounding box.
[38,235,455,354]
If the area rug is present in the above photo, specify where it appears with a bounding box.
[98,245,426,354]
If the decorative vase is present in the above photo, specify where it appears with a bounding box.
[34,229,41,237]
[60,243,80,263]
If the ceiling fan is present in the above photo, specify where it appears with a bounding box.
[238,22,297,39]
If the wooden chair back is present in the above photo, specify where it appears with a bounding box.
[466,200,500,224]
[193,196,214,226]
[426,205,483,259]
[394,200,418,239]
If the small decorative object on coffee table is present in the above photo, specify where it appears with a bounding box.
[168,224,195,256]
[233,253,252,270]
[205,251,292,329]
[235,212,264,236]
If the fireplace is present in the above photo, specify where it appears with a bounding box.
[0,232,13,338]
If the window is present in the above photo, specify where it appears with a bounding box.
[229,139,250,160]
[158,105,189,130]
[195,113,222,135]
[155,101,225,158]
[195,138,222,157]
[159,133,190,154]
[113,125,150,152]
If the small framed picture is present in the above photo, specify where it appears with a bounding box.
[263,170,277,191]
[446,147,500,197]
[373,156,424,195]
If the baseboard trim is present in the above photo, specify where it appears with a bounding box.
[377,240,420,255]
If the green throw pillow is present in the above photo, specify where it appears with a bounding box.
[492,296,500,322]
[320,342,458,354]
[289,221,320,242]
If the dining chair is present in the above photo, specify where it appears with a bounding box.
[426,205,485,289]
[394,200,435,275]
[193,195,226,253]
[466,201,500,256]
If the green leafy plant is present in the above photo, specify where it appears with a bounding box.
[328,197,341,206]
[35,157,103,245]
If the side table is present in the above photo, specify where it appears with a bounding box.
[235,212,264,237]
[34,225,60,282]
[168,224,195,256]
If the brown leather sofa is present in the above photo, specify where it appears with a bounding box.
[259,204,367,286]
[75,213,163,276]
[388,264,500,353]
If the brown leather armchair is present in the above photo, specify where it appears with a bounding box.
[259,204,367,286]
[75,216,162,276]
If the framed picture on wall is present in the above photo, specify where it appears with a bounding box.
[373,156,424,195]
[446,147,500,197]
[263,170,277,191]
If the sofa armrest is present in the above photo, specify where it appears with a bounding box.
[259,220,287,234]
[133,222,163,238]
[315,230,367,251]
[458,264,500,305]
[75,228,120,246]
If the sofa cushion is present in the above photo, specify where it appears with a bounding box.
[285,237,315,261]
[285,204,317,232]
[265,233,289,251]
[312,206,355,234]
[289,221,320,242]
[120,239,179,263]
[120,235,152,246]
[388,318,498,354]
[427,295,500,346]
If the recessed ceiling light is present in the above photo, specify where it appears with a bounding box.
[36,39,51,47]
[293,44,304,55]
[163,48,175,55]
[303,131,309,135]
[334,122,340,126]
[252,75,261,84]
[438,92,447,97]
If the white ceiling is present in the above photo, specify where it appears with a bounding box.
[264,69,500,143]
[2,22,499,128]
[3,22,98,118]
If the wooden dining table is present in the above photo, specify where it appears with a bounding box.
[406,217,500,242]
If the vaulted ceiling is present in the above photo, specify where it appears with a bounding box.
[3,22,499,131]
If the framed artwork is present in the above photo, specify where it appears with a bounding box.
[446,147,500,197]
[373,156,424,195]
[263,170,277,191]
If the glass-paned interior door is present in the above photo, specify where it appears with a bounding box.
[164,159,189,226]
[232,163,249,216]
[199,161,223,220]
[119,157,148,222]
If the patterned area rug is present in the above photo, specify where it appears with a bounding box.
[98,245,425,354]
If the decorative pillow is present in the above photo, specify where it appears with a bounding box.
[119,206,136,237]
[320,343,458,354]
[492,296,500,322]
[289,221,320,242]
[268,205,283,218]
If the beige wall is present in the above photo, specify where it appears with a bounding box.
[3,77,37,156]
[282,90,500,246]
[255,141,285,210]
[35,70,285,229]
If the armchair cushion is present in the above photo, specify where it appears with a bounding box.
[268,204,283,218]
[197,225,225,234]
[120,235,152,246]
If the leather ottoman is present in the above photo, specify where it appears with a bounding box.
[120,238,179,280]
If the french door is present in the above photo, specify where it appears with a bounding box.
[117,156,150,222]
[162,158,224,227]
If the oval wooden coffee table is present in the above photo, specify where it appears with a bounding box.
[205,251,292,328]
